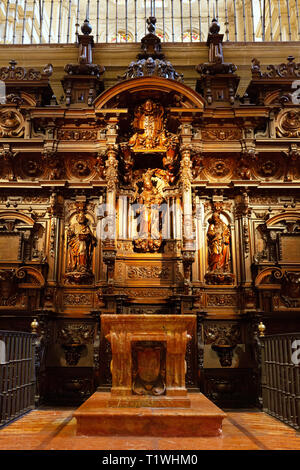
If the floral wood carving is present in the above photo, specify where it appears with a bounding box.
[127,265,171,280]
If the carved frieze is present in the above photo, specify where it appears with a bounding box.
[127,265,171,280]
[0,60,53,81]
[57,129,98,141]
[207,294,238,307]
[113,288,170,298]
[251,56,300,79]
[63,293,93,306]
[201,128,242,141]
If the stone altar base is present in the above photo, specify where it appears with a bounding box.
[74,392,226,437]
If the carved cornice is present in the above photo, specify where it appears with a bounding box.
[0,59,53,82]
[251,56,300,79]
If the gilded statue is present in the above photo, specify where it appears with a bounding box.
[207,211,231,272]
[133,169,167,252]
[129,99,168,150]
[66,211,97,276]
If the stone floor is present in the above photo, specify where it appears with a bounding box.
[0,406,299,450]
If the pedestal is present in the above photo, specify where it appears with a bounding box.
[74,314,226,437]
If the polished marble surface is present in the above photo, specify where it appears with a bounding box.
[0,407,299,450]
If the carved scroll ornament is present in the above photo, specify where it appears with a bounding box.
[0,108,24,137]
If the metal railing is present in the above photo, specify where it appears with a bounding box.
[261,333,300,430]
[0,0,299,45]
[0,330,36,427]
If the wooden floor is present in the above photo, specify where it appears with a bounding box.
[0,406,299,450]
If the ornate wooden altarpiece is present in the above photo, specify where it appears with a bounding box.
[0,17,300,408]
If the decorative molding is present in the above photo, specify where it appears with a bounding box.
[63,293,93,306]
[207,294,238,307]
[127,265,171,280]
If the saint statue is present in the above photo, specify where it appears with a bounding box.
[67,211,97,274]
[207,211,231,272]
[129,99,168,150]
[133,169,165,252]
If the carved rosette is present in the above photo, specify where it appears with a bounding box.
[65,154,98,181]
[203,155,235,181]
[276,109,300,137]
[253,154,284,180]
[18,153,46,179]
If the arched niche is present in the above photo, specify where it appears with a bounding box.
[0,211,37,262]
[94,76,206,111]
[266,211,300,227]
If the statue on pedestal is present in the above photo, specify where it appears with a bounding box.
[65,208,97,284]
[205,210,234,285]
[133,169,167,252]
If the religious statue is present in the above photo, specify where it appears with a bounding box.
[133,169,167,252]
[207,211,231,272]
[66,210,97,282]
[129,99,168,150]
